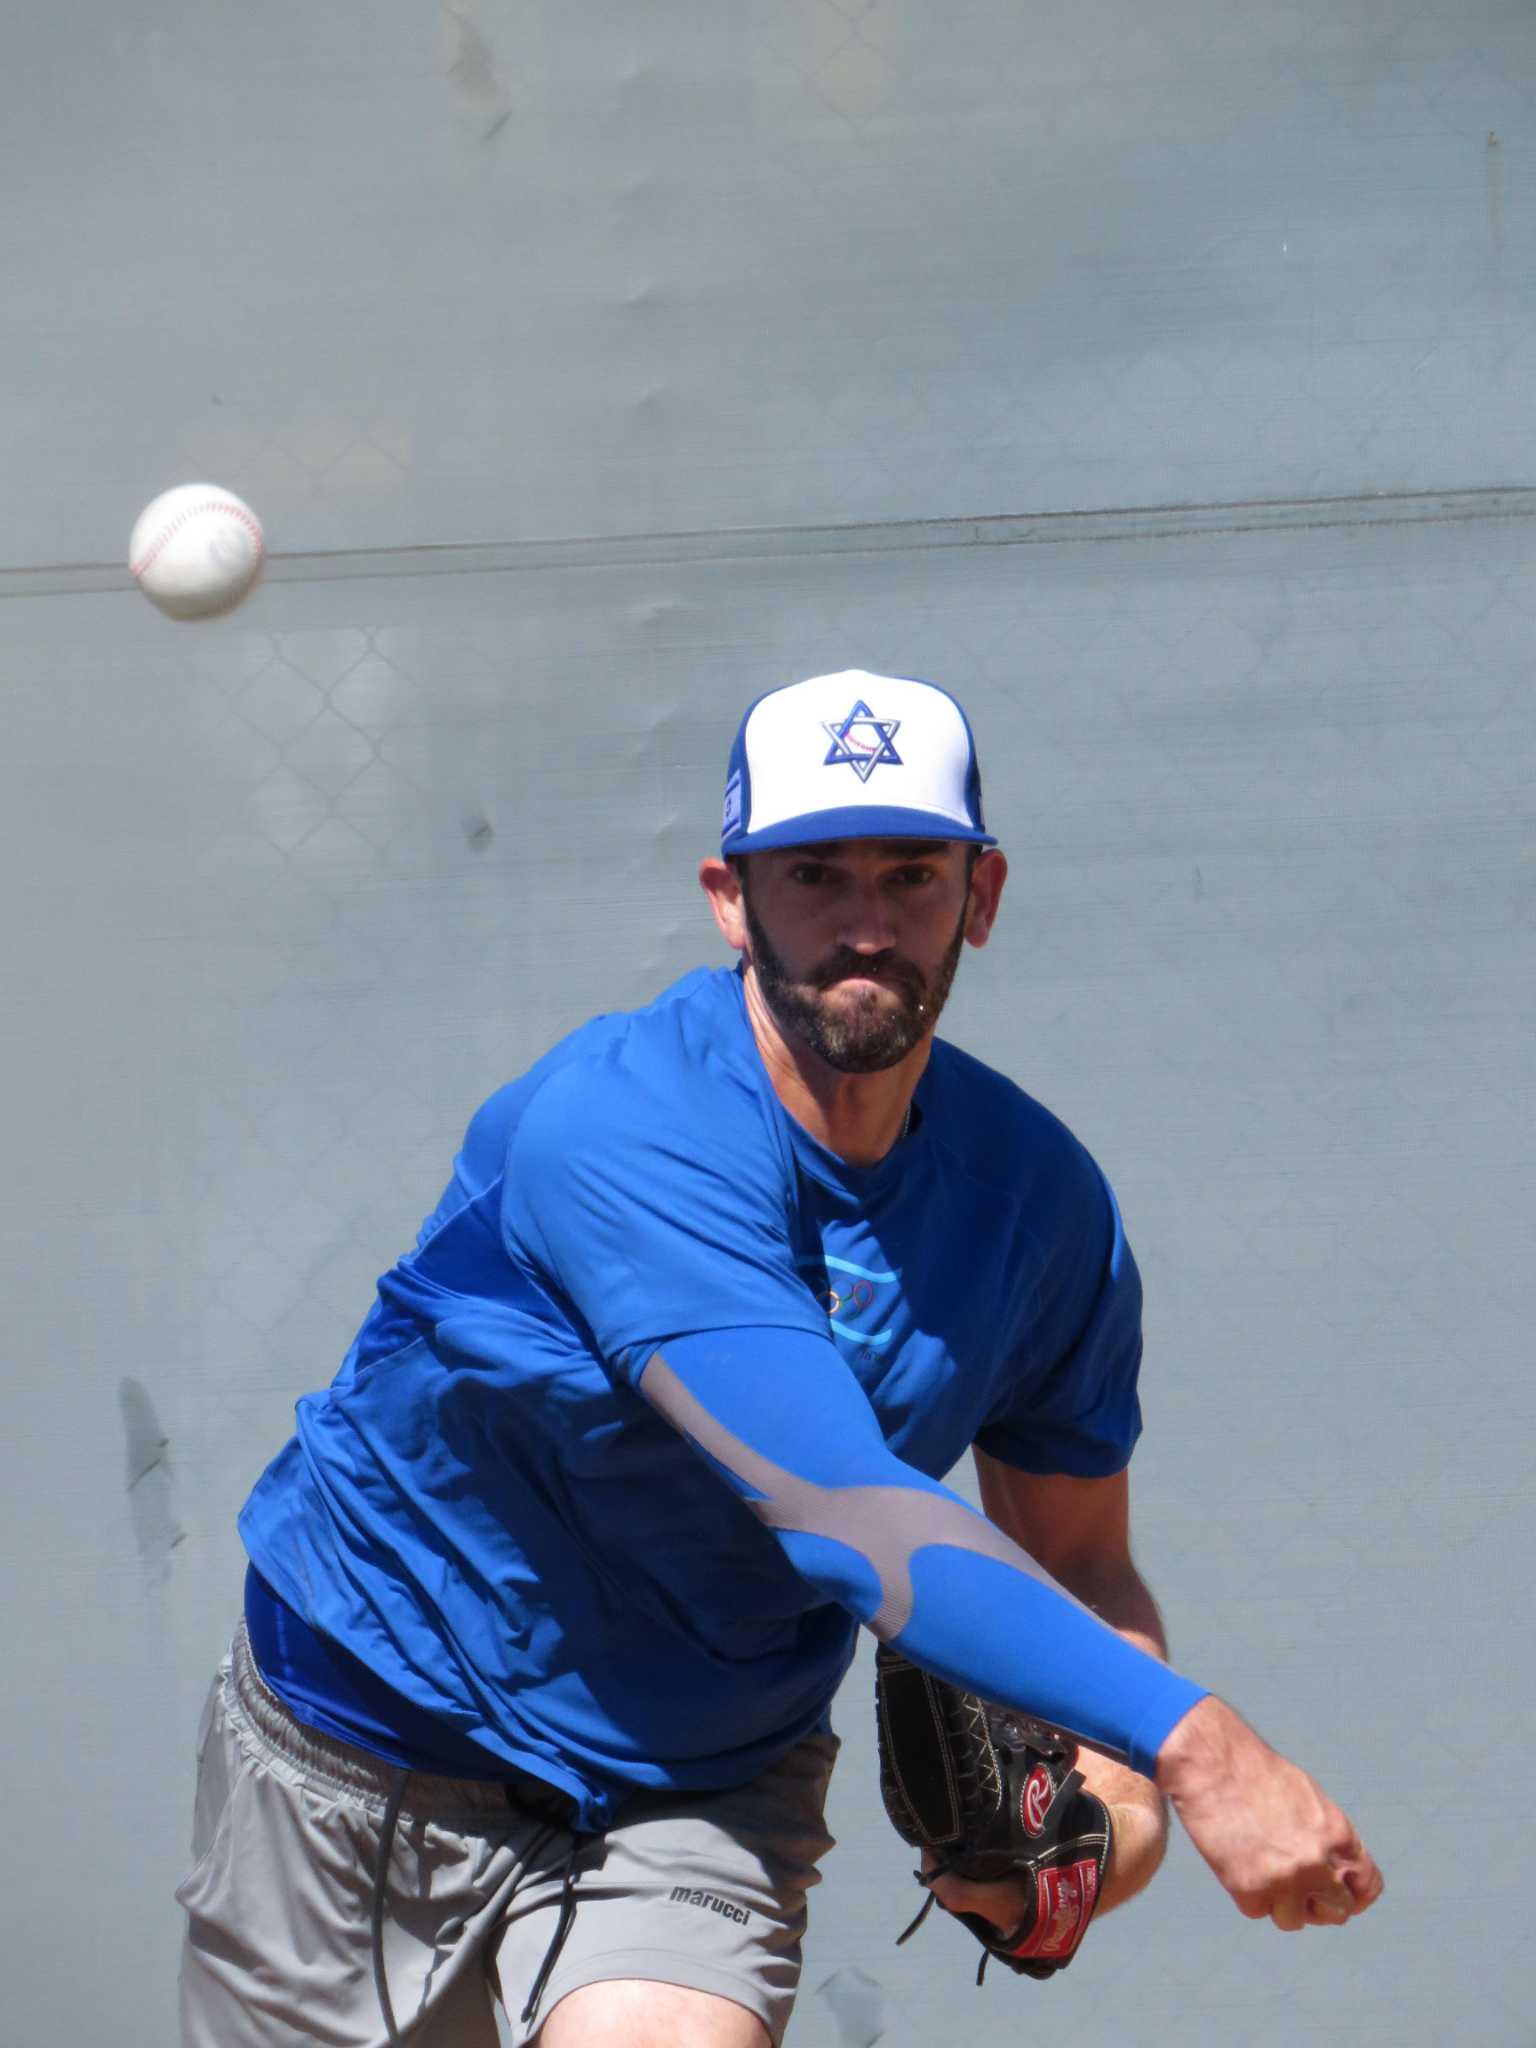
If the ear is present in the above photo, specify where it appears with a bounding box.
[699,856,750,955]
[963,848,1008,948]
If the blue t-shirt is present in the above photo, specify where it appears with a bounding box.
[239,966,1145,1828]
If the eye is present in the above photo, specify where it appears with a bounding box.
[786,861,832,886]
[891,865,936,887]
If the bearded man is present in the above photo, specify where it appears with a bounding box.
[179,671,1381,2048]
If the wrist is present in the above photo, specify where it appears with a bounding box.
[1125,1671,1211,1780]
[1154,1694,1250,1800]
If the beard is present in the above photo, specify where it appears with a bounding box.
[742,893,967,1074]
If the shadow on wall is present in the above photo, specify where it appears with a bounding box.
[121,1377,186,1586]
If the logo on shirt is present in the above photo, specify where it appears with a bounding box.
[797,1254,897,1351]
[822,700,903,783]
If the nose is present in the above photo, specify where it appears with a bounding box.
[838,877,898,955]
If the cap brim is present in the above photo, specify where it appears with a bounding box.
[723,804,998,854]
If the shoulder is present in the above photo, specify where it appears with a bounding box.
[495,973,810,1334]
[500,968,786,1186]
[921,1038,1108,1215]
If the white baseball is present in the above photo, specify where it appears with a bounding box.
[129,483,265,621]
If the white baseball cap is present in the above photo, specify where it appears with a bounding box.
[720,670,997,856]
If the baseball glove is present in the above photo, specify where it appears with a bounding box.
[874,1645,1112,1983]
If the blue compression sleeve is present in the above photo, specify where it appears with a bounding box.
[638,1329,1207,1778]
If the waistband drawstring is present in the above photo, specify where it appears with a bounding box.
[371,1770,410,2048]
[371,1771,566,2047]
[519,1829,582,2027]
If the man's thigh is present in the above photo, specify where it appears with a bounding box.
[502,1733,839,2048]
[178,1628,837,2048]
[537,1978,769,2048]
[177,1634,540,2048]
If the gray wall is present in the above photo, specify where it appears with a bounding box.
[2,5,1532,2044]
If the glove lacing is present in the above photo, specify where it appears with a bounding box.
[897,1853,1024,1987]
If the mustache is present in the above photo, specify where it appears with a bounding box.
[807,951,927,1004]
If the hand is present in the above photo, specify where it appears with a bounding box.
[922,1798,1162,1931]
[922,1852,1032,1935]
[1156,1697,1384,1931]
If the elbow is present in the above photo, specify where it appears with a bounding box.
[771,1523,888,1626]
[1097,1796,1170,1916]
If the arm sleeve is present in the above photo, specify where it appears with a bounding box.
[640,1326,1206,1779]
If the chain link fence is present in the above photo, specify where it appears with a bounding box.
[2,2,1533,2042]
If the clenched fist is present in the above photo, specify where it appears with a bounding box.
[1157,1697,1383,1930]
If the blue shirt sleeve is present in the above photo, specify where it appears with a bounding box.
[501,1047,828,1368]
[977,1161,1145,1477]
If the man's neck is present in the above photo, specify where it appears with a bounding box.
[740,966,929,1167]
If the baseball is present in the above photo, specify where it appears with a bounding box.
[129,483,265,621]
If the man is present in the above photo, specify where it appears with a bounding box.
[179,671,1382,2048]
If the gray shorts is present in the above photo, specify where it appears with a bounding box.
[177,1626,838,2047]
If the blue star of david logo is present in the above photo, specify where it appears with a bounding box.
[822,700,903,783]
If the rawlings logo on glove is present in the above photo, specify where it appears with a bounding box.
[874,1646,1112,1982]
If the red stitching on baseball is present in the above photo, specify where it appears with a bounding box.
[131,498,264,581]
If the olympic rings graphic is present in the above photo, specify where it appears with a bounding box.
[818,1278,877,1317]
